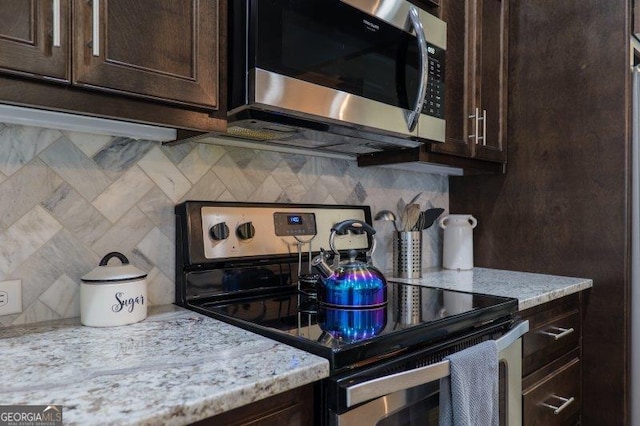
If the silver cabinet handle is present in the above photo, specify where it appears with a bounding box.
[469,108,487,145]
[538,326,575,340]
[52,0,61,47]
[91,0,100,56]
[404,6,428,132]
[481,109,487,146]
[540,395,575,415]
[469,107,480,144]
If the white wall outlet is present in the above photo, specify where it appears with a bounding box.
[0,280,22,315]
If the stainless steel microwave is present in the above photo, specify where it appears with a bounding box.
[224,0,447,156]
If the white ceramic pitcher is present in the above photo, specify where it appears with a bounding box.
[439,214,478,270]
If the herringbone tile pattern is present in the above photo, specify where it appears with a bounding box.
[0,123,448,326]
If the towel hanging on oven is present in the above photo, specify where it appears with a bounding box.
[439,340,499,426]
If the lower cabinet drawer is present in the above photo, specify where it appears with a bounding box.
[523,357,580,426]
[522,299,580,377]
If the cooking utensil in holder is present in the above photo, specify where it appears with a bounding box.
[393,231,423,278]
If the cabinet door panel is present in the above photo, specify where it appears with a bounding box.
[0,0,69,81]
[430,0,473,158]
[473,0,508,162]
[73,0,219,108]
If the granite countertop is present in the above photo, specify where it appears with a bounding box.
[0,267,592,425]
[0,305,329,426]
[388,267,593,311]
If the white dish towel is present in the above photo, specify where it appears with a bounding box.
[439,340,499,426]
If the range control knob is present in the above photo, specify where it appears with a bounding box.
[209,222,230,241]
[236,222,255,240]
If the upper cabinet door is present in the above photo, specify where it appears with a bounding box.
[472,0,508,162]
[72,0,220,109]
[431,0,507,164]
[435,0,474,158]
[0,0,70,81]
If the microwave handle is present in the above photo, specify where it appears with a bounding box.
[404,6,429,132]
[344,320,529,408]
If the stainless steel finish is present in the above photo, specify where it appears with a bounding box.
[540,395,576,415]
[496,320,529,351]
[393,231,423,278]
[404,6,429,132]
[200,205,369,260]
[52,0,61,47]
[632,59,640,426]
[469,107,480,144]
[417,113,446,144]
[481,109,487,146]
[210,2,447,156]
[252,69,421,142]
[501,326,524,426]
[91,0,100,57]
[340,0,446,49]
[538,326,575,340]
[373,210,399,232]
[397,285,423,325]
[336,377,439,426]
[344,320,529,409]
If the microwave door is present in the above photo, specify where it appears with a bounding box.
[250,0,426,139]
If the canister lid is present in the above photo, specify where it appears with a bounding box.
[81,252,147,283]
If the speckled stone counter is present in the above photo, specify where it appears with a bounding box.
[0,305,329,425]
[388,267,592,311]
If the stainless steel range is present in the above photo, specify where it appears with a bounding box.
[175,201,527,425]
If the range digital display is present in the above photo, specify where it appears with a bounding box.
[274,212,316,236]
[287,215,303,225]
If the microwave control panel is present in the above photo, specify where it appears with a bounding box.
[423,43,445,119]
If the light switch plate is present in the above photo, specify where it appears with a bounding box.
[0,280,22,315]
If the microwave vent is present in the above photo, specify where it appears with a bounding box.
[226,126,294,141]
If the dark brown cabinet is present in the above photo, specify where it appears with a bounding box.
[192,384,315,426]
[0,0,70,81]
[72,0,220,108]
[434,0,508,163]
[0,0,225,133]
[520,293,583,425]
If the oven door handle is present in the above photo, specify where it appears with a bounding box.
[344,320,529,408]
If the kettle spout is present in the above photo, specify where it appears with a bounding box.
[311,248,335,279]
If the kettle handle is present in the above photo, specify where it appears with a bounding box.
[329,220,377,264]
[331,219,376,236]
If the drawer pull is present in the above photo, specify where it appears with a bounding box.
[540,394,575,415]
[538,326,575,340]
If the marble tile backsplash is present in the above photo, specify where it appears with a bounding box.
[0,123,448,327]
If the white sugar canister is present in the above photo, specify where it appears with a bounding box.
[81,252,148,327]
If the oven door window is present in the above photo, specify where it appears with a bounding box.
[334,381,440,426]
[253,0,420,111]
[377,388,440,426]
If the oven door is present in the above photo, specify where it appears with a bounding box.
[331,321,529,426]
[234,0,446,141]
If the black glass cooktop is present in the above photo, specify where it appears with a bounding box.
[189,282,517,373]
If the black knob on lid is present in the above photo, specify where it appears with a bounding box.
[236,222,255,240]
[210,222,230,241]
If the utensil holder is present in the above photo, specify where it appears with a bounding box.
[393,231,422,278]
[396,284,422,324]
